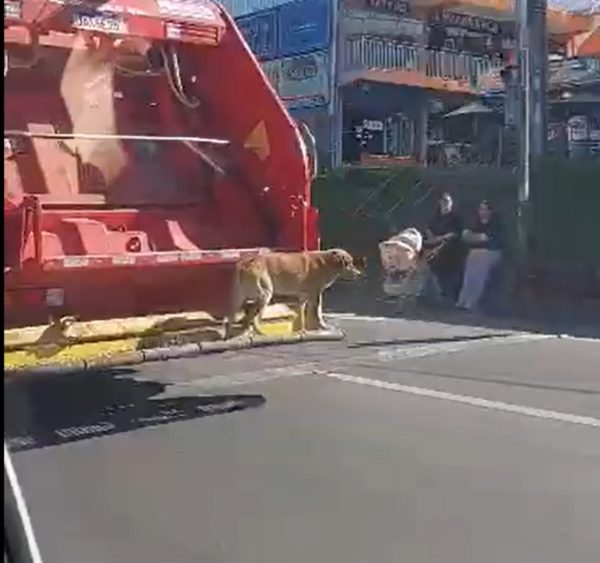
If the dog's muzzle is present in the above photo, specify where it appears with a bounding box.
[342,267,363,280]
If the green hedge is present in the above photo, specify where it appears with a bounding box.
[313,165,516,256]
[530,158,600,267]
[313,160,599,275]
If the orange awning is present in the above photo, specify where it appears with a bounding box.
[576,26,600,57]
[548,10,593,36]
[340,68,476,94]
[410,0,595,36]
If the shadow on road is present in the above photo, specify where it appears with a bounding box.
[4,368,265,453]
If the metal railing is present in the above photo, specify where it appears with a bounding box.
[344,36,493,85]
[548,57,600,87]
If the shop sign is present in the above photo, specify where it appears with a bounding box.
[280,51,330,109]
[547,122,564,142]
[279,0,331,58]
[432,10,500,35]
[263,50,331,110]
[567,116,589,142]
[237,10,279,60]
[364,0,410,16]
[362,119,384,131]
[237,0,331,61]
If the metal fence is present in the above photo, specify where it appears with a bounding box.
[344,36,493,83]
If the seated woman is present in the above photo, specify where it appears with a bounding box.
[457,200,504,312]
[425,192,465,302]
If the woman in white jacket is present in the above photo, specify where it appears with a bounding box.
[457,200,504,312]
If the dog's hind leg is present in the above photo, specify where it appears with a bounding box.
[238,301,260,336]
[224,297,243,339]
[224,269,247,339]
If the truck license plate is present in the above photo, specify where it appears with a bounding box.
[72,11,127,34]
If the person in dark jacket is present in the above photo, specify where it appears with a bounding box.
[425,192,465,301]
[456,200,504,311]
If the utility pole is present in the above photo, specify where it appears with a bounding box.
[516,0,530,213]
[529,0,548,159]
[330,0,342,168]
[515,0,547,293]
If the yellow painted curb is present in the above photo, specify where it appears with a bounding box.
[4,304,296,350]
[4,304,298,372]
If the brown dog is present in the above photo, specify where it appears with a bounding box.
[225,249,365,338]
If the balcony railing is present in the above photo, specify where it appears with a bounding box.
[548,57,600,88]
[344,36,494,86]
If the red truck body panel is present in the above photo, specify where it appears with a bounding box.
[4,0,320,328]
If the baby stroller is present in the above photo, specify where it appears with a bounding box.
[379,228,446,312]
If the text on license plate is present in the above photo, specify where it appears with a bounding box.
[72,12,127,34]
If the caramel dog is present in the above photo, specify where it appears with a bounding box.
[225,249,365,338]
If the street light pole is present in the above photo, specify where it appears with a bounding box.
[517,0,530,202]
[529,0,548,159]
[515,0,547,293]
[516,0,531,267]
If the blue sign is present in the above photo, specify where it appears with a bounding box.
[278,0,331,58]
[236,0,331,61]
[236,10,278,60]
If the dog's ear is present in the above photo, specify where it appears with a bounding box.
[353,256,367,271]
[330,249,349,267]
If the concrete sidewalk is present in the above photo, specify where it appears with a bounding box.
[326,280,600,340]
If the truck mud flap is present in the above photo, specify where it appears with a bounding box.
[4,304,344,376]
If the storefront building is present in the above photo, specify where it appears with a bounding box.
[223,0,599,168]
[339,0,511,166]
[547,57,600,158]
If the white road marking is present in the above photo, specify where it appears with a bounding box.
[324,372,600,428]
[4,444,45,563]
[373,333,554,362]
[558,335,600,343]
[330,313,599,342]
[328,312,512,328]
[328,313,401,323]
[172,334,550,390]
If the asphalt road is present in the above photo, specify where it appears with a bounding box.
[5,314,600,563]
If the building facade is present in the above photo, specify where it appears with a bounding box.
[223,0,599,168]
[228,0,336,168]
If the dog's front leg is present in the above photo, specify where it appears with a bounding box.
[224,294,244,339]
[296,297,308,333]
[308,292,332,332]
[315,292,332,331]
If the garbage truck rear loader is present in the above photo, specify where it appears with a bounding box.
[4,0,325,372]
